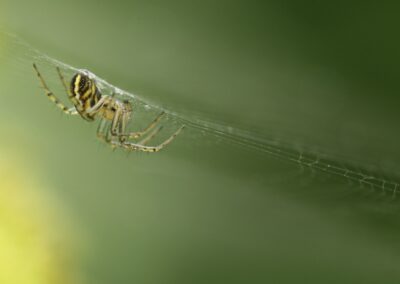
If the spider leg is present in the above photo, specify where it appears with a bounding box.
[113,107,165,144]
[110,107,124,137]
[138,126,164,145]
[112,125,185,152]
[56,66,73,98]
[67,107,78,115]
[118,105,130,143]
[86,96,109,115]
[33,63,77,115]
[96,118,111,144]
[123,111,166,140]
[95,93,121,147]
[95,93,183,152]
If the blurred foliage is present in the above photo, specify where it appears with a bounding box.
[0,143,77,284]
[1,1,400,284]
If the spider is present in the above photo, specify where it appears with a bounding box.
[33,64,184,152]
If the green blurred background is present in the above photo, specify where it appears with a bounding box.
[1,0,400,283]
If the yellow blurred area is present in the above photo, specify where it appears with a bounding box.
[0,149,76,284]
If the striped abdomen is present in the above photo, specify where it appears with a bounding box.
[70,73,101,120]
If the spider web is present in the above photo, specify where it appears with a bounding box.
[2,30,400,196]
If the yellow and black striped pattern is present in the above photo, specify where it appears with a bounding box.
[70,73,101,120]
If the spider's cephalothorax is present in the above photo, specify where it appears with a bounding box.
[33,64,184,152]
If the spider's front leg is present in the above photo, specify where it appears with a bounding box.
[33,64,78,115]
